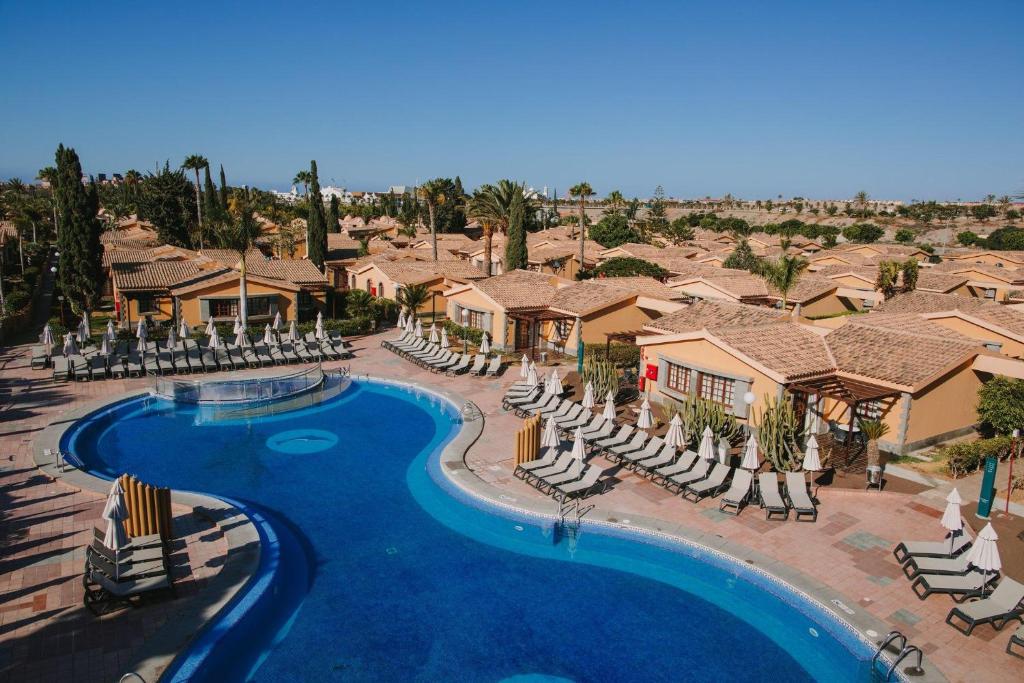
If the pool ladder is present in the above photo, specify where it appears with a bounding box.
[555,498,594,547]
[872,630,924,680]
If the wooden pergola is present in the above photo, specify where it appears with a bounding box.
[787,374,901,447]
[603,330,646,357]
[506,308,575,360]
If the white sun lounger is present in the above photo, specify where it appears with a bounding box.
[593,424,633,450]
[893,533,972,563]
[634,444,677,475]
[719,469,753,514]
[758,473,789,520]
[468,354,487,375]
[650,451,698,484]
[945,577,1024,636]
[663,458,711,493]
[552,466,608,501]
[513,448,560,479]
[605,431,649,460]
[446,354,472,376]
[911,570,1000,602]
[523,451,576,485]
[485,356,504,376]
[620,437,666,468]
[682,463,732,502]
[784,472,817,522]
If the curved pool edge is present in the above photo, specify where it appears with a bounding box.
[33,388,263,683]
[417,392,949,683]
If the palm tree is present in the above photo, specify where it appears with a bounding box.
[292,171,312,195]
[418,179,448,261]
[467,180,534,275]
[396,283,431,319]
[569,182,595,275]
[215,201,264,327]
[757,253,808,310]
[854,190,869,218]
[182,155,209,248]
[604,190,625,215]
[858,418,890,470]
[346,289,373,319]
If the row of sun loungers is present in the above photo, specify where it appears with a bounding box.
[82,528,174,615]
[503,382,818,520]
[513,448,610,501]
[892,533,1024,656]
[381,331,505,377]
[51,335,350,381]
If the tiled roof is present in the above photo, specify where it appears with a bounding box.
[669,270,770,299]
[473,269,564,310]
[854,313,976,341]
[712,322,834,381]
[766,275,837,304]
[589,276,682,301]
[112,261,203,291]
[646,300,789,333]
[529,242,602,264]
[916,271,969,292]
[826,321,980,389]
[369,259,487,285]
[874,291,987,315]
[549,281,639,315]
[254,259,328,285]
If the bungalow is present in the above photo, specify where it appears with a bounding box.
[940,250,1024,271]
[350,258,487,317]
[527,243,600,280]
[932,262,1024,302]
[636,300,1024,454]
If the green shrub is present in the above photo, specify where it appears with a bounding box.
[443,319,484,345]
[584,342,640,368]
[22,266,40,286]
[943,436,1014,478]
[583,256,668,280]
[977,377,1024,436]
[3,289,31,313]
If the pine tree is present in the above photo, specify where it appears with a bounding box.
[87,177,100,218]
[203,165,220,226]
[219,164,229,210]
[54,145,104,313]
[723,239,759,272]
[138,162,196,247]
[328,195,340,233]
[306,160,327,268]
[505,191,528,271]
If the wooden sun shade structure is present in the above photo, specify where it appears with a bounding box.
[506,308,574,360]
[603,330,644,357]
[117,473,174,542]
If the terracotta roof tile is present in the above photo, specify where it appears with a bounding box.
[825,321,979,388]
[712,323,834,380]
[112,261,203,291]
[474,269,564,310]
[647,300,789,333]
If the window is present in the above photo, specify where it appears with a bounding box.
[210,299,238,318]
[466,309,485,330]
[248,297,271,317]
[136,294,157,314]
[699,373,735,407]
[665,362,691,393]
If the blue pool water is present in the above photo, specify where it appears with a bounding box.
[64,380,879,682]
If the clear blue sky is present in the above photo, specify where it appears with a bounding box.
[1,1,1021,201]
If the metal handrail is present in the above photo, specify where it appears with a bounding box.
[154,363,324,404]
[887,645,924,681]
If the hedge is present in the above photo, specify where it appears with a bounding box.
[443,319,484,345]
[584,342,640,367]
[943,436,1014,479]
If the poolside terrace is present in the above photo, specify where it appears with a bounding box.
[0,331,1021,682]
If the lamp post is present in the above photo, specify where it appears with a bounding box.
[57,295,65,326]
[1008,428,1020,515]
[461,308,469,355]
[743,391,756,438]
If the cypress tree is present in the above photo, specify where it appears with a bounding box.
[219,164,229,210]
[328,195,340,233]
[505,191,528,271]
[54,145,103,313]
[306,160,327,268]
[203,165,220,226]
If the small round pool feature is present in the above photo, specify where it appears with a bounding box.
[64,379,881,682]
[265,429,339,454]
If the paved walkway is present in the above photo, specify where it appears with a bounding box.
[0,330,1020,682]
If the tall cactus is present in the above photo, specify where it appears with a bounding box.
[583,354,618,400]
[668,394,741,449]
[754,394,802,472]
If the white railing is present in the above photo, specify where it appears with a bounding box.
[154,364,325,404]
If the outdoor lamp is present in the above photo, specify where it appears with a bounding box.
[743,391,756,437]
[50,266,57,273]
[461,309,469,355]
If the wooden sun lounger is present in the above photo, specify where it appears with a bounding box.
[758,473,789,520]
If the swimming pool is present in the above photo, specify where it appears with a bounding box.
[63,379,883,681]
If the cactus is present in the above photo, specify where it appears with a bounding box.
[754,394,802,472]
[582,354,619,401]
[667,394,741,449]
